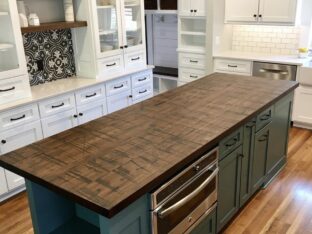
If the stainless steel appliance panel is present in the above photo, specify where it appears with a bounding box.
[253,62,297,81]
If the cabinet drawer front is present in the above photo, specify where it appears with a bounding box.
[77,100,107,125]
[132,84,153,101]
[256,106,273,132]
[219,127,244,160]
[179,68,206,83]
[0,75,30,105]
[106,76,131,97]
[0,120,43,155]
[0,168,8,195]
[0,104,40,132]
[5,170,25,190]
[107,90,132,114]
[214,59,252,75]
[41,109,78,138]
[132,70,153,88]
[179,53,207,69]
[39,94,76,118]
[125,51,146,71]
[75,85,106,106]
[98,55,124,78]
[132,93,153,105]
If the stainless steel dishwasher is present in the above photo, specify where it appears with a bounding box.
[253,62,297,81]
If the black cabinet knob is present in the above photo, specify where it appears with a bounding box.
[194,10,197,13]
[253,14,257,18]
[190,9,194,12]
[124,45,128,48]
[129,95,133,98]
[73,114,78,118]
[79,113,84,116]
[120,46,124,49]
[1,140,6,144]
[259,14,262,18]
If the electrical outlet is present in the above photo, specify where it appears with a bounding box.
[36,60,44,71]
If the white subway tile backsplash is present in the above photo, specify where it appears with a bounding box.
[232,25,300,55]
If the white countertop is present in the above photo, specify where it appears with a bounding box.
[0,66,154,113]
[214,51,312,66]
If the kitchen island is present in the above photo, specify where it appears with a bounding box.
[0,73,298,234]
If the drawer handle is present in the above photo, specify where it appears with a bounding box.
[225,138,238,147]
[190,60,199,63]
[85,93,97,98]
[79,113,84,116]
[139,89,147,94]
[1,140,6,144]
[260,114,271,121]
[0,86,15,92]
[131,57,140,61]
[106,62,117,67]
[259,135,268,142]
[51,103,65,109]
[246,120,256,128]
[114,84,124,89]
[228,65,238,68]
[10,114,26,122]
[138,77,147,82]
[190,75,198,78]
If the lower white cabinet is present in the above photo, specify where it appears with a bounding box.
[107,90,132,114]
[0,168,8,195]
[132,84,153,101]
[132,94,153,105]
[5,170,25,190]
[179,68,206,83]
[41,109,78,138]
[0,120,43,155]
[77,100,108,125]
[214,59,252,75]
[293,85,312,127]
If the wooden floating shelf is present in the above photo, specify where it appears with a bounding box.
[21,21,88,33]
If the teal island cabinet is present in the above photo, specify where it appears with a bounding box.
[0,74,298,234]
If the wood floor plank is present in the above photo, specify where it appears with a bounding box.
[0,127,312,234]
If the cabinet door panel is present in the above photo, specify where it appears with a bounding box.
[259,0,297,23]
[179,0,191,16]
[192,0,206,17]
[107,90,132,114]
[225,0,259,22]
[218,146,242,232]
[293,86,312,124]
[251,125,270,193]
[77,100,107,125]
[0,168,8,195]
[5,170,24,190]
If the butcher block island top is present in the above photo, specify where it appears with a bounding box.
[0,73,298,218]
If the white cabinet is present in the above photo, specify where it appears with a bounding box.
[214,59,252,75]
[179,0,206,17]
[106,76,131,96]
[293,86,312,127]
[179,68,206,83]
[75,85,106,106]
[76,100,107,125]
[107,90,132,113]
[0,168,8,195]
[5,170,24,190]
[225,0,297,24]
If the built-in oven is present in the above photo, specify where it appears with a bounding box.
[151,148,218,234]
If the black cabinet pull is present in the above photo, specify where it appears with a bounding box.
[138,77,147,82]
[259,135,268,142]
[259,14,262,18]
[190,75,198,78]
[73,114,78,118]
[246,120,256,128]
[85,93,97,98]
[0,86,15,92]
[1,140,6,144]
[114,84,124,89]
[79,113,84,116]
[228,65,238,68]
[190,9,194,12]
[225,138,238,147]
[10,114,26,122]
[120,46,124,49]
[239,154,244,158]
[194,10,197,13]
[124,45,128,48]
[260,114,271,121]
[131,57,140,61]
[253,14,257,18]
[106,62,116,67]
[52,103,65,109]
[190,60,198,63]
[129,95,133,98]
[139,90,147,94]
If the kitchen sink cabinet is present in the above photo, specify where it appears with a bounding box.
[217,145,242,232]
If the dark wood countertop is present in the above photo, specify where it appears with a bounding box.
[0,73,298,218]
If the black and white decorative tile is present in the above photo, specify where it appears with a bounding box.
[23,29,76,86]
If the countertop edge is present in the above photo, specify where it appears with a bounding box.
[0,80,299,218]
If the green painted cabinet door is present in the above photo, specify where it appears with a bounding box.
[217,145,242,232]
[240,119,256,207]
[190,207,217,234]
[251,124,270,193]
[266,94,293,181]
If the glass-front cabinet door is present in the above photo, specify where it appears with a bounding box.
[121,0,145,52]
[0,0,27,79]
[95,0,123,58]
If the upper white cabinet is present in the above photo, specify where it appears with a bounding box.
[0,0,27,79]
[225,0,297,24]
[179,0,206,17]
[74,0,147,80]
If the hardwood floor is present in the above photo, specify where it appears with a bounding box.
[0,127,311,234]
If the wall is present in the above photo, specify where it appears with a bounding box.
[231,25,300,55]
[23,29,76,86]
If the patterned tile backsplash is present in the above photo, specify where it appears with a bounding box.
[23,29,76,86]
[232,25,300,55]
